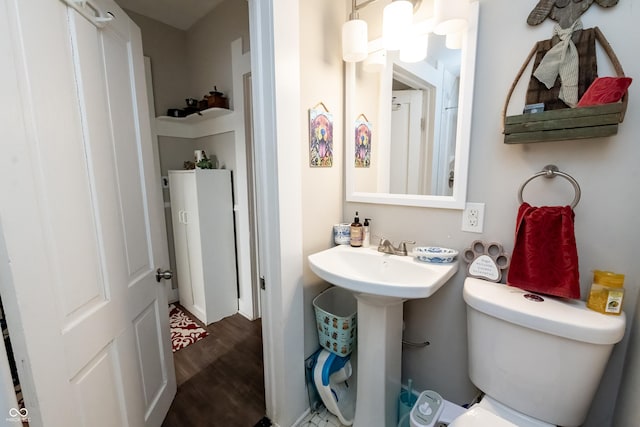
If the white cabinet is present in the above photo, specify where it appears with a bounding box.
[169,169,238,324]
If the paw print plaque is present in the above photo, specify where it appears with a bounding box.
[463,240,510,282]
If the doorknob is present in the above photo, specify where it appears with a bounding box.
[155,268,173,282]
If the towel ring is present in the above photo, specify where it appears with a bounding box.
[518,165,581,209]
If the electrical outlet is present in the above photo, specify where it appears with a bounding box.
[461,202,485,233]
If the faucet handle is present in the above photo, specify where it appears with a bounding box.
[377,237,390,247]
[397,240,416,256]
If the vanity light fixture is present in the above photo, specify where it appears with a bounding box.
[343,0,427,63]
[399,32,428,63]
[382,0,413,51]
[342,0,370,62]
[434,0,469,36]
[445,30,464,50]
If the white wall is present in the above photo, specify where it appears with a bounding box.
[186,0,250,109]
[126,0,249,113]
[125,10,189,116]
[342,1,640,425]
[300,0,349,359]
[197,132,236,170]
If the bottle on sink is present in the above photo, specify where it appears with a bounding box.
[350,212,363,247]
[362,218,371,248]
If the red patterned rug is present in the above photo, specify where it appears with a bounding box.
[169,304,208,352]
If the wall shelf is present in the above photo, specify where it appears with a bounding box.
[503,102,625,144]
[155,107,236,138]
[157,107,232,124]
[502,27,627,144]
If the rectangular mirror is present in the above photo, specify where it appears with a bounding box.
[345,1,478,209]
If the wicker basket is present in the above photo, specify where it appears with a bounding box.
[313,287,357,356]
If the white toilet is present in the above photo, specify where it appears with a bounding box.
[449,277,626,427]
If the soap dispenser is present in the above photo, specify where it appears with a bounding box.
[350,212,363,247]
[363,218,371,248]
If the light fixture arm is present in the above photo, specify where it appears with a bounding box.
[352,0,422,14]
[353,0,379,13]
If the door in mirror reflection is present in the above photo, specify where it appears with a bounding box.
[389,89,428,194]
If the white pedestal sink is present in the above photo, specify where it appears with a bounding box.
[308,245,458,427]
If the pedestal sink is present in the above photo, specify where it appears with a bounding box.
[308,245,458,427]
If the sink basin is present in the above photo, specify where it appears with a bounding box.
[308,245,458,299]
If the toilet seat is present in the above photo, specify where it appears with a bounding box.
[448,405,518,427]
[448,396,556,427]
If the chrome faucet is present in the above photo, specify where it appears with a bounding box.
[377,238,415,256]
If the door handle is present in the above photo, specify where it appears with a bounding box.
[155,268,173,282]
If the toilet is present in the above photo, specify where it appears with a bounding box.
[449,277,626,427]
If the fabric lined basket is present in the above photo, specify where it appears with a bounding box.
[313,287,357,356]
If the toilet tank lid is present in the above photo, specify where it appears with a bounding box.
[463,278,626,345]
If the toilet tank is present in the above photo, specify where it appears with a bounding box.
[463,278,625,427]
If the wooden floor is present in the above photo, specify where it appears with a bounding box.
[162,309,266,427]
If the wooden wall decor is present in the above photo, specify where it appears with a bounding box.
[502,0,628,144]
[527,0,620,29]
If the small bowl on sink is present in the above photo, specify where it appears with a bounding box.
[414,247,459,263]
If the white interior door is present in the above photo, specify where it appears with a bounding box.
[390,90,423,194]
[0,0,175,425]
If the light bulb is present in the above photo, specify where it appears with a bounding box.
[445,30,464,50]
[342,19,368,62]
[383,1,413,51]
[434,0,468,36]
[400,34,428,63]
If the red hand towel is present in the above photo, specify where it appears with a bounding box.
[507,203,580,299]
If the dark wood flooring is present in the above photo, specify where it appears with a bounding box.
[162,308,266,427]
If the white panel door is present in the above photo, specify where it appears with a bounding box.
[390,90,423,194]
[0,0,175,426]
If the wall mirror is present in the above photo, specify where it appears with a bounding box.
[345,1,478,209]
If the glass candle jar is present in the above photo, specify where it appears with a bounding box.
[586,270,625,315]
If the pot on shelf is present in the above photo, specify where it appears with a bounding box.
[205,86,229,109]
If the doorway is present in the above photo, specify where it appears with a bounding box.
[129,1,266,423]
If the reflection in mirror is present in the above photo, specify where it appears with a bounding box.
[388,36,460,196]
[346,1,478,209]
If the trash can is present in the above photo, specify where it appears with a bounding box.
[313,287,357,356]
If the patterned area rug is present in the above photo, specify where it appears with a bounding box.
[169,304,208,352]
